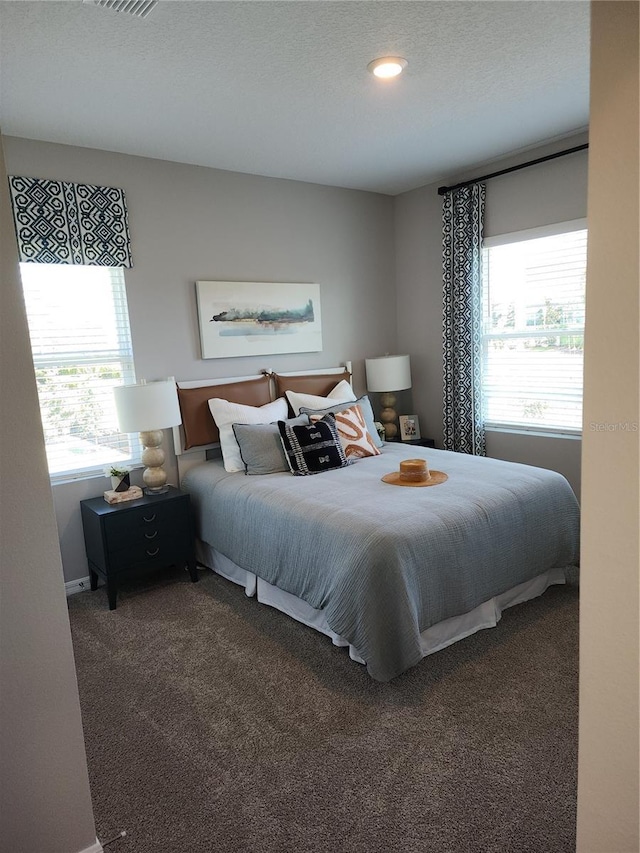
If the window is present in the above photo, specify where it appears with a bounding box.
[481,222,587,434]
[19,263,140,481]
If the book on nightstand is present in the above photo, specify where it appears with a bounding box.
[103,486,143,504]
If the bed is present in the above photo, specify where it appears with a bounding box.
[174,365,580,682]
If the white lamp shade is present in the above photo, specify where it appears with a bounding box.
[365,355,412,392]
[114,379,182,433]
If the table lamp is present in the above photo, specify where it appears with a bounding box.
[113,378,182,494]
[365,354,412,441]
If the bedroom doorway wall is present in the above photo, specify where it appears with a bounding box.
[0,134,99,853]
[576,1,639,849]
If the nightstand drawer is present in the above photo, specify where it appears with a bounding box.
[104,510,190,552]
[108,534,192,572]
[103,500,189,545]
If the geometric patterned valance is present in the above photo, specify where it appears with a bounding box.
[8,175,133,267]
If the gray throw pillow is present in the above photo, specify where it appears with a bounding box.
[300,394,383,448]
[233,416,308,475]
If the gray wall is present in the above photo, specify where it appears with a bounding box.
[0,136,98,852]
[3,136,396,582]
[394,132,588,499]
[577,2,639,848]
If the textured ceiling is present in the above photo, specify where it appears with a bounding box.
[0,1,590,195]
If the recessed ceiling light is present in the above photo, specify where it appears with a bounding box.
[367,57,408,79]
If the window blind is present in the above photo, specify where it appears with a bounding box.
[481,226,587,434]
[20,263,141,480]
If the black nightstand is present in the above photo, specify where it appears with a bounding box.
[402,438,436,448]
[80,486,197,610]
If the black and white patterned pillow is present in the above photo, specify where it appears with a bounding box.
[278,417,350,476]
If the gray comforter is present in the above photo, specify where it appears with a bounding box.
[183,444,579,681]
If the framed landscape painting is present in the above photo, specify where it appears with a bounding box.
[196,281,323,359]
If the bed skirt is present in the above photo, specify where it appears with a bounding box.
[196,539,567,669]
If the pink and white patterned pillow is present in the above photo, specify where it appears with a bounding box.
[310,404,381,460]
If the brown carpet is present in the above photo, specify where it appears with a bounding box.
[67,566,579,853]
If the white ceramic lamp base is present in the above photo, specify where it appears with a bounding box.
[140,429,169,494]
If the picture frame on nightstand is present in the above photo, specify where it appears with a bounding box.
[399,414,421,441]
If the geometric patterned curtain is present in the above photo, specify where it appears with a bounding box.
[7,175,133,267]
[442,183,486,455]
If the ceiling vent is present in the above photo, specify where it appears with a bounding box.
[83,0,158,19]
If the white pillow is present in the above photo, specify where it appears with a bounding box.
[208,396,288,472]
[285,379,356,416]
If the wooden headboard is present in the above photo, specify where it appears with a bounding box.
[173,362,352,478]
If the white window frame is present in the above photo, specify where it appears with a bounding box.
[481,219,587,438]
[19,263,142,484]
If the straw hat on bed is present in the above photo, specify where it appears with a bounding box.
[381,457,448,487]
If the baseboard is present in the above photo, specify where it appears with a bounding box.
[79,840,103,853]
[65,576,91,597]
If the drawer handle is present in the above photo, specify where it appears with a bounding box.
[143,514,156,523]
[146,547,160,557]
[144,531,158,540]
